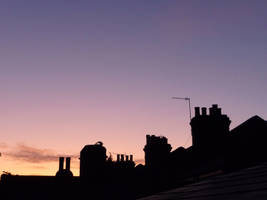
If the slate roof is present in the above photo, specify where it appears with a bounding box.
[138,162,267,200]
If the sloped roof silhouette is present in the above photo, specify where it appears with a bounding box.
[230,115,267,135]
[229,115,267,147]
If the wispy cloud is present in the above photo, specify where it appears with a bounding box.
[2,143,142,168]
[4,143,79,163]
[0,142,8,149]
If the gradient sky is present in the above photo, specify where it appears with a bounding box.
[1,0,267,176]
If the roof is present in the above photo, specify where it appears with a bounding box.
[230,115,266,135]
[138,163,267,200]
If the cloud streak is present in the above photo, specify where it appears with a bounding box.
[2,143,142,168]
[0,142,8,149]
[3,143,79,163]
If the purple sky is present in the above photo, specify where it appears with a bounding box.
[1,0,267,175]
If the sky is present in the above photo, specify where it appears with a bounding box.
[1,0,267,176]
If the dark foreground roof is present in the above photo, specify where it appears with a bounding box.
[138,162,267,200]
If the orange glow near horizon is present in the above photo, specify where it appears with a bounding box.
[0,156,80,177]
[0,154,145,177]
[0,144,145,176]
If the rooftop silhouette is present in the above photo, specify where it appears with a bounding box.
[1,104,267,199]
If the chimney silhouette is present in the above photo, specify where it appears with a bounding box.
[209,104,222,115]
[144,135,172,167]
[59,157,64,171]
[66,157,71,171]
[130,155,133,162]
[201,107,207,115]
[117,154,120,162]
[195,107,200,116]
[56,156,73,177]
[191,104,231,150]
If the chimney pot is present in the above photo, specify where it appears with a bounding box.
[195,107,200,116]
[212,104,218,108]
[117,154,120,162]
[66,157,71,171]
[59,157,64,171]
[201,107,207,115]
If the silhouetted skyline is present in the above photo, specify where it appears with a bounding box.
[1,0,267,176]
[2,104,267,200]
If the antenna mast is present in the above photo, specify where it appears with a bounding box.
[172,97,192,146]
[172,97,191,121]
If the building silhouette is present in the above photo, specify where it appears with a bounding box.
[191,104,231,151]
[80,141,107,179]
[1,103,267,200]
[143,135,172,168]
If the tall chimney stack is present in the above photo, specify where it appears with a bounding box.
[59,157,64,171]
[66,157,71,171]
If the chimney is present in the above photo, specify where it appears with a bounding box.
[201,107,207,115]
[195,107,200,116]
[126,155,129,161]
[117,154,120,162]
[121,154,124,162]
[66,157,71,171]
[212,104,218,109]
[130,155,133,162]
[59,157,64,171]
[209,104,220,115]
[146,135,150,144]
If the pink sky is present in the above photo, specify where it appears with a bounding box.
[1,1,267,175]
